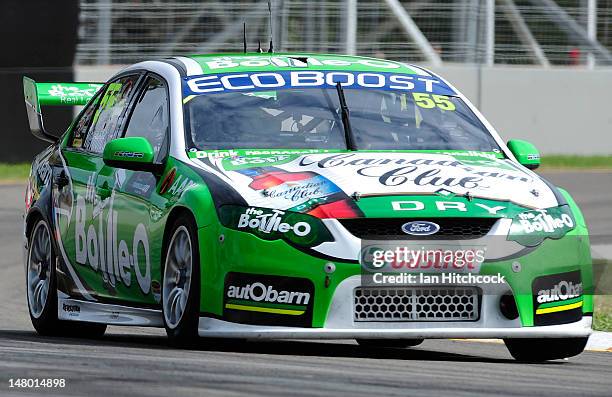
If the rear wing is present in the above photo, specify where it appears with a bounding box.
[23,77,103,142]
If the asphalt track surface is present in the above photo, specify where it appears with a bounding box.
[1,171,611,397]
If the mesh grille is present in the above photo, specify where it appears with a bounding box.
[340,218,496,240]
[354,286,480,322]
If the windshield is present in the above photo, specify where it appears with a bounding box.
[184,76,501,152]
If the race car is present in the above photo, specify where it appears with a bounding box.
[22,53,592,361]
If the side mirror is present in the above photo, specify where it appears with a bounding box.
[507,139,540,170]
[103,137,163,173]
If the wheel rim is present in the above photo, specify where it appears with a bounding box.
[27,221,52,319]
[163,226,193,329]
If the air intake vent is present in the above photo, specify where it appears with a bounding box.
[339,218,496,240]
[354,286,480,322]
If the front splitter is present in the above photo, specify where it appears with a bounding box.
[198,316,592,339]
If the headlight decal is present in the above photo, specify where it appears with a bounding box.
[507,205,576,247]
[219,205,334,247]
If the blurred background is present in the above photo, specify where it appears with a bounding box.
[1,0,611,162]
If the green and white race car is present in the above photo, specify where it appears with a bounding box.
[23,53,592,361]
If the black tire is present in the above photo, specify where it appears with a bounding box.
[161,214,200,347]
[356,338,424,348]
[27,218,106,338]
[504,337,588,362]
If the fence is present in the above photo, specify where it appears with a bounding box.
[72,1,612,155]
[77,0,612,67]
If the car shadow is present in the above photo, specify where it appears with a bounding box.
[0,329,547,365]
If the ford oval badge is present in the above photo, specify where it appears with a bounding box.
[401,221,440,236]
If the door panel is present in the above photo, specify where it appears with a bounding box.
[92,166,160,306]
[96,75,172,306]
[55,74,142,303]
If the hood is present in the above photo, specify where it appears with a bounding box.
[191,151,558,217]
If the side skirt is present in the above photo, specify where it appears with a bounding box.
[58,297,163,327]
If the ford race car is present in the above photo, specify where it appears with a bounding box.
[22,53,592,361]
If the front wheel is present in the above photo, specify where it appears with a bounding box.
[356,339,424,348]
[162,215,200,347]
[504,337,588,362]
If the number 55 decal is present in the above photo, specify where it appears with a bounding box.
[412,93,456,111]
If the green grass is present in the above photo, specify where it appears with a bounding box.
[594,295,612,332]
[540,155,612,169]
[0,163,30,183]
[593,259,612,332]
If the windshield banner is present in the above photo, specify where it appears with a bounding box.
[183,70,457,97]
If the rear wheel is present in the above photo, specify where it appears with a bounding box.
[356,339,424,348]
[504,337,588,362]
[162,214,200,347]
[27,218,106,338]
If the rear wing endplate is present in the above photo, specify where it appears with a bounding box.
[23,77,103,142]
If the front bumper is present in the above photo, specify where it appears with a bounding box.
[201,214,593,332]
[199,275,592,339]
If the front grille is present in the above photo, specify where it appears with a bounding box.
[339,218,496,240]
[354,286,480,322]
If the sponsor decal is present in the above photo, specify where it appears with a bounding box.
[227,283,310,307]
[159,168,195,197]
[74,192,152,294]
[167,174,195,197]
[197,151,554,217]
[234,166,363,218]
[443,151,501,160]
[508,206,575,247]
[223,272,314,327]
[190,149,239,159]
[392,200,506,215]
[184,71,455,97]
[532,271,583,326]
[124,172,156,199]
[198,55,406,71]
[46,83,103,104]
[113,151,144,159]
[228,155,292,168]
[62,303,81,317]
[188,148,333,160]
[238,207,311,236]
[219,205,333,247]
[401,221,440,236]
[262,178,331,202]
[35,161,52,186]
[298,153,529,190]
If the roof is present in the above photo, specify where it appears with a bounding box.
[180,52,433,77]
